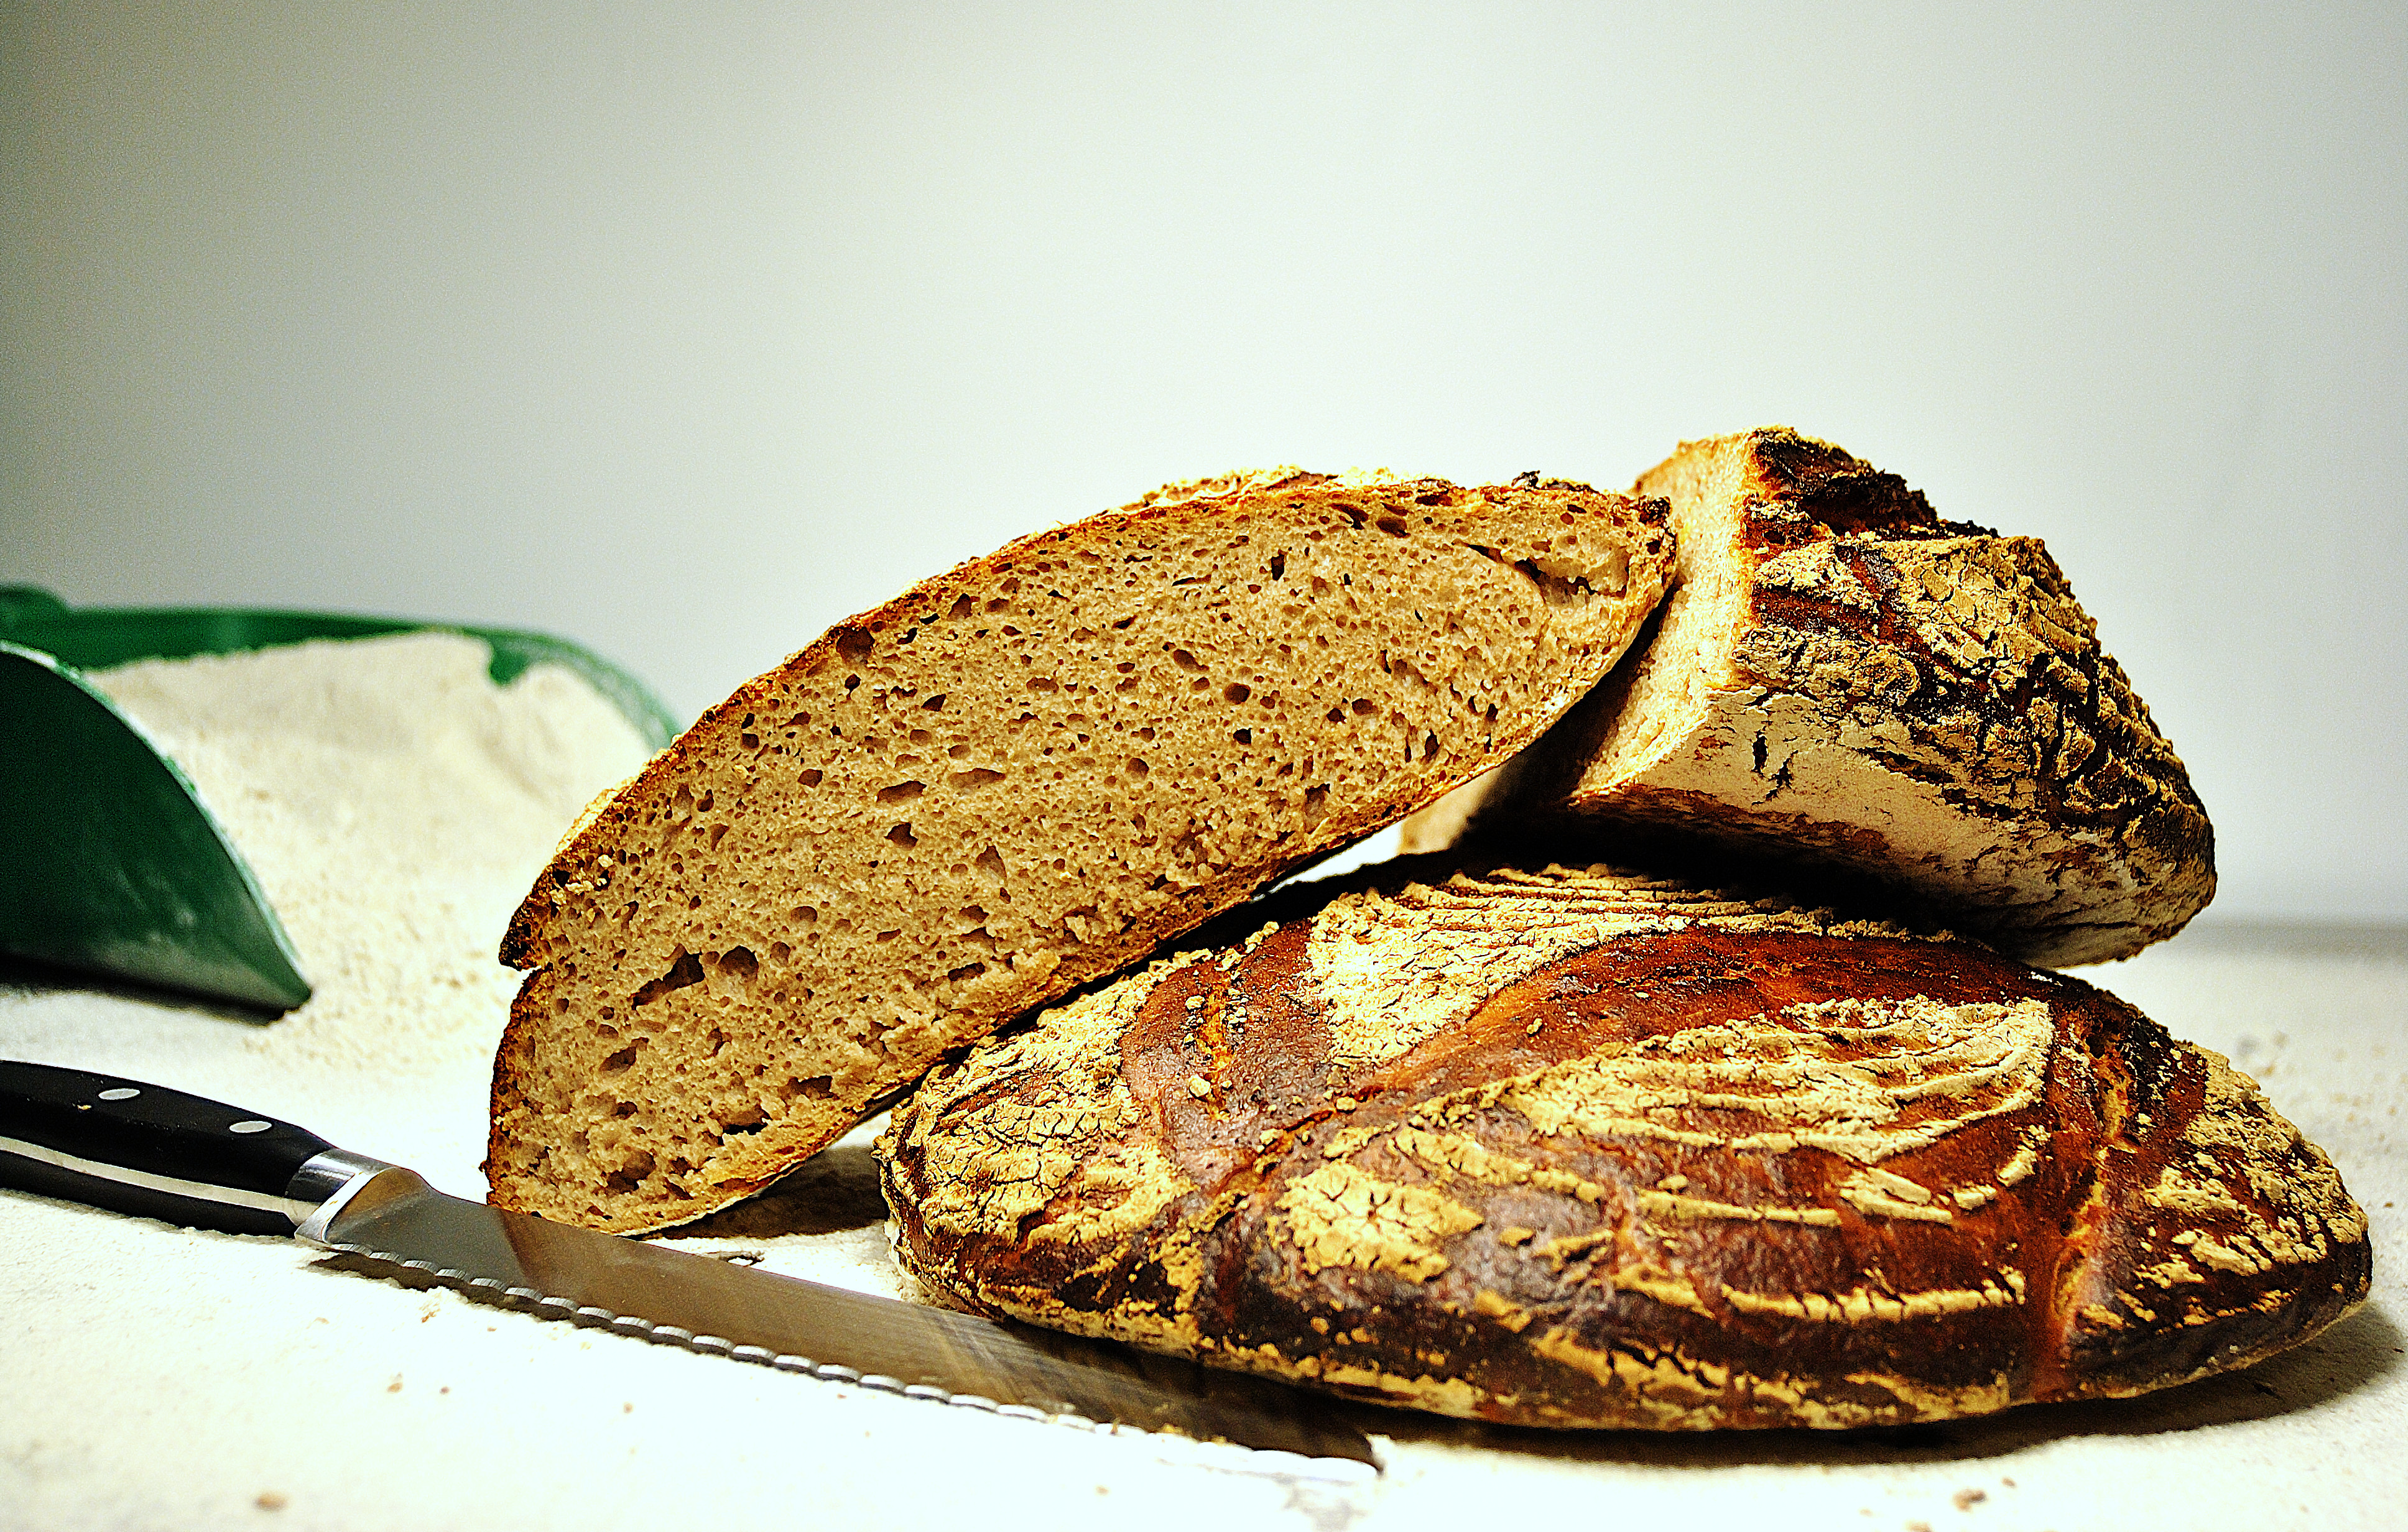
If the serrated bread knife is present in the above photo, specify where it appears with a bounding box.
[0,1060,1377,1474]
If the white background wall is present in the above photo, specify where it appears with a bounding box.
[5,2,2402,922]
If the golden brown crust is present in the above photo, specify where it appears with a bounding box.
[877,859,2365,1429]
[1405,428,2215,967]
[489,472,1675,1230]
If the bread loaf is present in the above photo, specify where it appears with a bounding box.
[878,860,2366,1429]
[489,470,1674,1231]
[1401,429,2215,967]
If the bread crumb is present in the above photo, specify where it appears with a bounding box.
[386,1376,402,1393]
[1186,1075,1211,1098]
[1953,1488,1988,1510]
[255,1493,287,1511]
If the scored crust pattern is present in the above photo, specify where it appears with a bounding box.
[488,471,1672,1230]
[1408,429,2215,967]
[878,862,2366,1429]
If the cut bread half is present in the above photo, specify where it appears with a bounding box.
[1402,428,2214,967]
[489,468,1674,1230]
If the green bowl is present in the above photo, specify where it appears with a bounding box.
[0,587,679,1012]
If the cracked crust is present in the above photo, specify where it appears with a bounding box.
[1402,428,2215,967]
[489,471,1674,1230]
[877,859,2365,1430]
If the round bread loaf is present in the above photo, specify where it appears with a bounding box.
[878,861,2366,1429]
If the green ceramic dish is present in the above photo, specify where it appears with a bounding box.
[0,588,678,1012]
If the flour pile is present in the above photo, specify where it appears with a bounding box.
[90,632,655,1073]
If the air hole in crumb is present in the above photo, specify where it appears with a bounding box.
[1303,785,1330,823]
[948,962,988,983]
[1233,729,1252,744]
[792,905,818,925]
[708,823,729,849]
[974,846,1007,881]
[1126,757,1149,777]
[1422,731,1440,760]
[949,767,1006,790]
[887,823,917,848]
[1170,648,1204,673]
[877,781,925,804]
[717,946,758,982]
[793,1076,835,1102]
[833,627,873,663]
[876,928,901,943]
[947,595,975,620]
[1376,515,1409,536]
[1223,683,1250,703]
[631,949,705,1007]
[1350,698,1376,715]
[797,768,823,787]
[922,694,947,711]
[1268,552,1286,580]
[601,1046,640,1074]
[602,1155,654,1195]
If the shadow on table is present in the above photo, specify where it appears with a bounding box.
[669,1145,892,1239]
[1340,1300,2404,1467]
[0,953,281,1027]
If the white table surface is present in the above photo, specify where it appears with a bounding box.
[3,918,2402,1532]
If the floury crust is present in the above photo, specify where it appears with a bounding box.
[878,860,2366,1430]
[1405,428,2215,969]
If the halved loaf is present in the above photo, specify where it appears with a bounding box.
[1401,428,2215,967]
[879,859,2367,1429]
[489,469,1674,1230]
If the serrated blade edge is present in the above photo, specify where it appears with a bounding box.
[316,1178,1377,1475]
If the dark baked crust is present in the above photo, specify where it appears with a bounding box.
[878,859,2366,1429]
[1411,428,2216,968]
[489,471,1674,1230]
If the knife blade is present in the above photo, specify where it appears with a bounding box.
[0,1059,1378,1474]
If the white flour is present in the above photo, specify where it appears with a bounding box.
[89,631,654,1074]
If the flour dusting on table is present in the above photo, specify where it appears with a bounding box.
[90,632,654,1073]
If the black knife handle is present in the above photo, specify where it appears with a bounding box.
[0,1059,338,1235]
